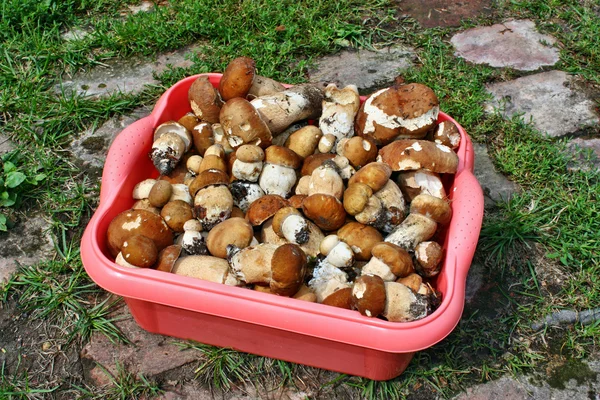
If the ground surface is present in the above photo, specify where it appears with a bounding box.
[1,0,599,399]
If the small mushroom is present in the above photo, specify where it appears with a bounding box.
[337,222,383,261]
[258,146,301,198]
[231,144,265,182]
[307,161,344,200]
[335,136,378,169]
[414,241,443,278]
[284,125,322,158]
[428,121,461,150]
[150,122,192,175]
[270,244,308,297]
[361,242,414,281]
[245,194,289,227]
[410,193,452,225]
[178,219,208,255]
[308,258,352,303]
[154,244,182,272]
[261,218,324,258]
[191,122,215,156]
[188,75,223,124]
[384,213,437,252]
[272,207,309,244]
[230,180,265,213]
[121,234,158,268]
[107,209,173,258]
[220,97,272,149]
[351,274,386,317]
[161,200,194,232]
[193,184,233,231]
[132,179,157,200]
[300,153,336,177]
[227,243,279,284]
[382,281,429,322]
[219,56,256,101]
[396,169,446,202]
[319,84,361,145]
[377,140,459,174]
[301,194,346,231]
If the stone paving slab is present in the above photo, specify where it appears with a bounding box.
[485,70,600,138]
[451,19,559,71]
[398,0,493,28]
[70,106,152,179]
[567,138,600,172]
[473,143,520,208]
[0,134,15,156]
[0,214,55,283]
[80,305,200,386]
[307,46,415,95]
[56,45,197,98]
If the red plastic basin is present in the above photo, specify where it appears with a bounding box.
[80,73,484,381]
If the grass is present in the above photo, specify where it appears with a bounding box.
[1,0,600,398]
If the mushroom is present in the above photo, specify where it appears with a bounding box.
[132,199,160,215]
[206,217,254,258]
[293,285,317,302]
[248,75,286,99]
[301,194,346,232]
[193,180,233,231]
[188,169,229,198]
[270,244,308,296]
[154,244,182,273]
[188,75,223,124]
[226,243,277,284]
[178,112,200,132]
[351,274,386,317]
[317,133,337,153]
[397,273,423,293]
[107,209,173,258]
[120,234,158,268]
[250,84,324,135]
[410,193,452,225]
[318,84,361,148]
[428,121,461,150]
[321,287,353,309]
[355,83,439,146]
[377,140,459,174]
[230,180,265,213]
[272,207,309,244]
[300,153,336,177]
[396,169,446,202]
[360,242,414,281]
[172,255,240,286]
[261,218,324,258]
[177,219,208,256]
[231,144,265,182]
[337,222,383,261]
[186,155,204,176]
[132,178,158,200]
[308,256,352,303]
[414,241,443,278]
[335,136,378,169]
[258,145,301,198]
[307,161,344,200]
[220,98,272,149]
[284,125,323,158]
[191,122,215,156]
[161,200,194,232]
[319,236,355,269]
[246,194,289,227]
[150,122,193,176]
[219,56,256,101]
[372,179,407,233]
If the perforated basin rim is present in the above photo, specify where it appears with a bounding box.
[81,73,484,354]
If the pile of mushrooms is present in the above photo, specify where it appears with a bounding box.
[106,56,463,323]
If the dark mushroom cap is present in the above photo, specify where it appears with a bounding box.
[107,209,173,258]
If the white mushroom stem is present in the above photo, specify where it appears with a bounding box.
[361,257,396,282]
[324,241,354,269]
[169,183,193,205]
[319,84,360,141]
[177,230,208,255]
[281,214,309,244]
[133,179,157,200]
[150,132,186,175]
[384,213,437,251]
[230,181,265,213]
[259,163,297,198]
[308,260,351,303]
[373,180,407,233]
[382,282,429,322]
[319,234,341,256]
[228,243,278,284]
[232,159,263,182]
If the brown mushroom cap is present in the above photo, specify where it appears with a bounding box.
[339,136,378,169]
[220,97,272,149]
[429,121,461,150]
[322,287,353,309]
[235,144,265,163]
[191,123,215,156]
[397,273,423,293]
[121,234,158,268]
[178,112,200,132]
[206,217,254,258]
[348,162,392,192]
[154,244,182,272]
[410,194,452,225]
[337,222,383,261]
[288,194,307,209]
[355,83,439,145]
[107,209,173,258]
[396,170,446,202]
[371,242,414,278]
[301,153,336,176]
[378,140,459,174]
[270,244,307,296]
[246,194,289,226]
[264,145,302,169]
[301,194,346,231]
[272,207,303,237]
[351,274,387,317]
[161,200,194,232]
[149,180,173,208]
[188,169,229,197]
[414,241,443,277]
[199,154,227,173]
[188,75,223,124]
[219,57,256,101]
[343,182,373,216]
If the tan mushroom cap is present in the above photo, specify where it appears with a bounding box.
[414,241,443,277]
[371,242,414,278]
[132,198,161,215]
[343,182,373,216]
[351,274,387,317]
[246,194,289,226]
[396,169,446,202]
[154,244,182,273]
[149,180,173,208]
[339,136,378,169]
[301,153,336,176]
[410,194,452,225]
[219,57,256,101]
[178,112,200,133]
[220,97,272,149]
[288,194,306,209]
[199,154,227,173]
[285,125,323,159]
[161,200,194,232]
[107,209,173,258]
[264,145,302,169]
[348,162,392,192]
[355,83,439,145]
[235,144,265,163]
[206,217,254,258]
[378,140,459,174]
[188,169,229,197]
[337,222,383,261]
[272,207,303,237]
[429,121,461,150]
[270,244,307,296]
[301,194,346,231]
[191,122,215,156]
[322,287,353,309]
[396,273,423,294]
[188,75,223,124]
[121,234,158,268]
